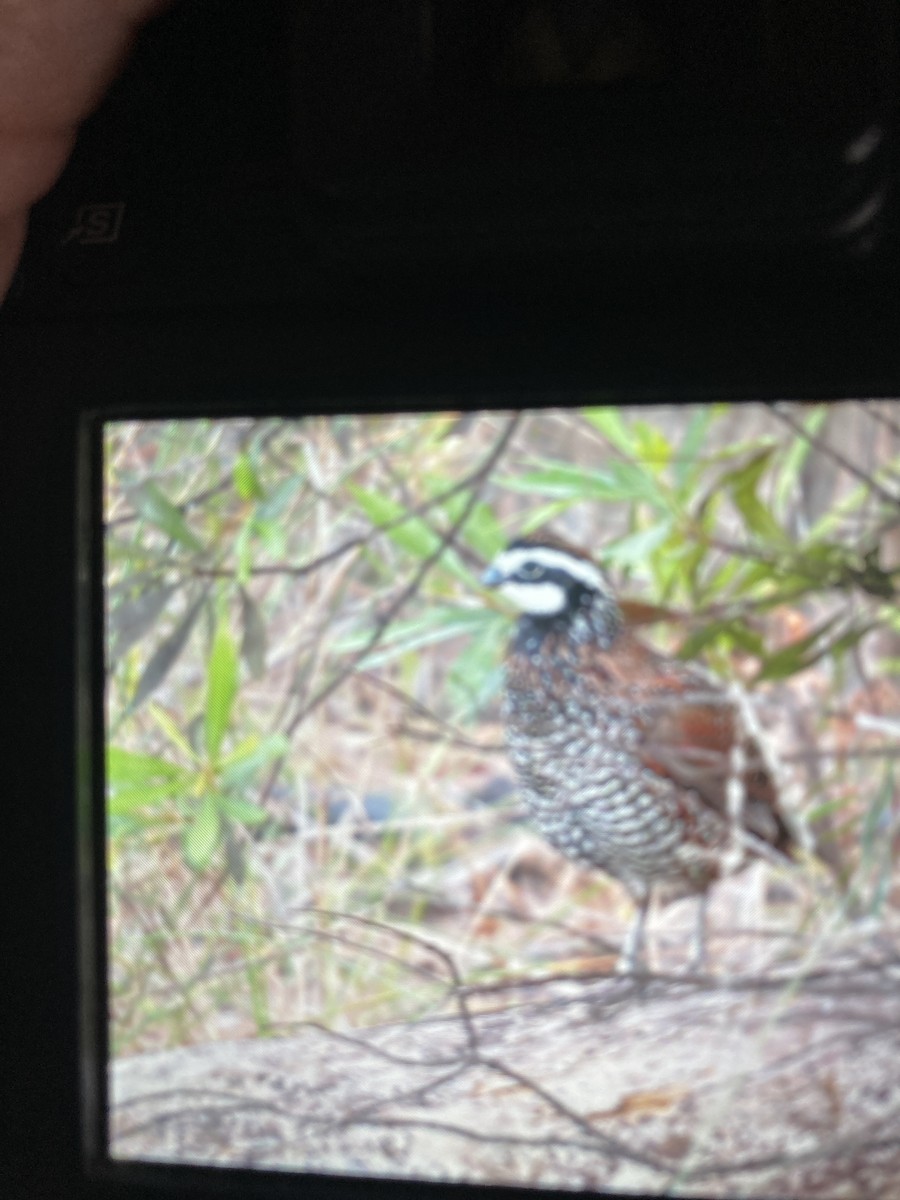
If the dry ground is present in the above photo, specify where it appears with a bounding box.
[111,899,900,1200]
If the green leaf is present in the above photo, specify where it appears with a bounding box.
[774,406,828,516]
[631,420,672,468]
[674,407,718,495]
[146,702,199,760]
[349,485,440,560]
[582,408,635,455]
[499,464,611,499]
[667,538,708,600]
[675,621,718,659]
[239,588,268,678]
[602,521,672,569]
[126,592,207,715]
[233,452,264,501]
[205,622,239,760]
[108,580,179,664]
[518,500,576,532]
[441,494,504,560]
[255,475,303,521]
[336,606,489,668]
[219,794,269,827]
[722,449,788,546]
[253,517,287,559]
[504,459,671,510]
[754,614,844,682]
[107,746,184,784]
[183,794,221,871]
[108,782,181,816]
[106,748,188,817]
[220,733,289,788]
[804,481,870,542]
[606,460,670,509]
[128,481,205,552]
[348,485,475,584]
[446,611,508,718]
[233,520,253,587]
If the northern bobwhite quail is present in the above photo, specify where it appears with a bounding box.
[483,534,800,972]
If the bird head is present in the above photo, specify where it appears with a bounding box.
[482,537,616,621]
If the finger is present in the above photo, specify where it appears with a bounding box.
[0,0,172,299]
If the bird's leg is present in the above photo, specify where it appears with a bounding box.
[688,891,709,973]
[616,890,651,974]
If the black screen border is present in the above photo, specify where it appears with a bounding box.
[5,301,900,1200]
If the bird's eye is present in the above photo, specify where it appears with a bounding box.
[520,560,543,579]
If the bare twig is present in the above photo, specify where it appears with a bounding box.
[769,403,900,510]
[863,401,900,444]
[359,671,505,751]
[257,413,523,805]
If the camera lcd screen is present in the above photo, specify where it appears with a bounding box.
[97,403,900,1196]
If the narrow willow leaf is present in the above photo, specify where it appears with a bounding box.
[233,520,253,587]
[233,452,264,501]
[205,622,239,760]
[147,702,199,761]
[754,614,844,682]
[631,420,672,467]
[239,588,268,678]
[129,481,205,552]
[349,485,441,560]
[108,580,179,664]
[126,592,207,714]
[183,794,221,871]
[255,475,303,521]
[504,462,669,508]
[348,484,475,583]
[723,449,788,545]
[582,407,635,455]
[675,406,717,494]
[107,746,186,786]
[606,461,670,509]
[439,493,504,560]
[219,794,269,827]
[676,621,736,660]
[253,517,287,559]
[446,612,508,718]
[519,500,574,532]
[220,733,290,788]
[602,522,672,568]
[108,782,180,816]
[338,607,490,669]
[499,465,620,500]
[774,406,828,515]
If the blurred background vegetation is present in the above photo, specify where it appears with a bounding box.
[105,403,900,1056]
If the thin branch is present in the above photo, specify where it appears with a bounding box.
[257,413,523,805]
[769,403,900,509]
[294,413,522,725]
[359,671,505,751]
[863,401,900,444]
[169,419,521,584]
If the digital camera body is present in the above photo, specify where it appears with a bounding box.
[3,5,899,1200]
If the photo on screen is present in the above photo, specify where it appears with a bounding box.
[99,403,900,1197]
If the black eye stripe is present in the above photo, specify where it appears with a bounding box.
[515,562,584,589]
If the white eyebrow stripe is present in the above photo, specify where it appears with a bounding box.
[494,546,606,592]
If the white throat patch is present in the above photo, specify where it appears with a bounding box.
[498,579,568,615]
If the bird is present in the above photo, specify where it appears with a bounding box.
[482,532,802,972]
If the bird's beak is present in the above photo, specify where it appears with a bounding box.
[481,565,504,588]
